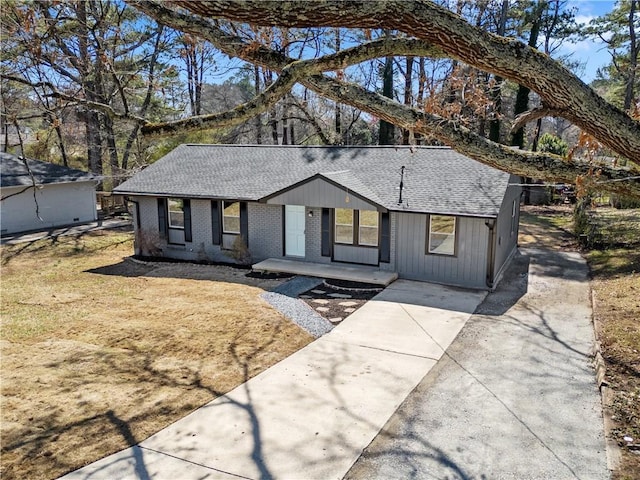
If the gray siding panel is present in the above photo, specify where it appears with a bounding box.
[395,212,488,289]
[493,177,522,283]
[266,178,378,210]
[304,207,331,264]
[334,245,378,265]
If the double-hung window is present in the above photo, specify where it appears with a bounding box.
[358,210,379,246]
[335,208,354,244]
[168,198,185,229]
[223,201,241,234]
[335,208,379,247]
[427,215,456,255]
[162,197,191,244]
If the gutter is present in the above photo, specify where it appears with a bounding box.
[485,219,496,289]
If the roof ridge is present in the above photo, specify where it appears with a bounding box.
[183,143,452,150]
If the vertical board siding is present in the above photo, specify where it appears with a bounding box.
[396,212,488,289]
[266,178,378,211]
[333,245,379,265]
[493,178,522,281]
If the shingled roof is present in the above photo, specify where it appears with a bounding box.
[114,145,512,217]
[1,152,98,188]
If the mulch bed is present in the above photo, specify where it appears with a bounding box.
[299,280,382,325]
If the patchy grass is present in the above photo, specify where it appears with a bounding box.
[518,205,576,251]
[520,205,640,479]
[0,231,313,480]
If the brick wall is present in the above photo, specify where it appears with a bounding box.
[248,203,283,261]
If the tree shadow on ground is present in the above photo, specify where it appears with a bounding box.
[84,258,285,290]
[1,229,132,266]
[1,316,287,480]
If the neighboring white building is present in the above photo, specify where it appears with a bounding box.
[1,152,99,236]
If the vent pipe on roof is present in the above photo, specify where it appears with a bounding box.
[398,166,405,205]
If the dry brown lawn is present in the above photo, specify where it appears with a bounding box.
[0,230,313,480]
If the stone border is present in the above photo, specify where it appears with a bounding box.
[322,279,383,294]
[591,289,622,473]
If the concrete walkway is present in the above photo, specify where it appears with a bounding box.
[60,281,486,480]
[346,248,609,479]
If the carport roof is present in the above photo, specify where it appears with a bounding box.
[1,152,98,188]
[114,144,512,217]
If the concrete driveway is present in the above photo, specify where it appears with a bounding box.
[60,281,486,480]
[346,248,609,480]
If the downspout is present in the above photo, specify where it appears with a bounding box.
[126,196,141,256]
[485,218,496,290]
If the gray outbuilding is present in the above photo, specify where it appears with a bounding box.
[1,153,98,236]
[114,144,521,290]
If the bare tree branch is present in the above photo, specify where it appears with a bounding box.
[128,0,640,197]
[159,0,640,163]
[511,106,567,134]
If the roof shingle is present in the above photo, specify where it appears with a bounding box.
[114,145,511,217]
[1,152,97,188]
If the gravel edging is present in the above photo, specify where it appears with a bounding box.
[261,291,334,338]
[262,276,333,338]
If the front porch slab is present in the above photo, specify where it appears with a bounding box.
[252,258,398,286]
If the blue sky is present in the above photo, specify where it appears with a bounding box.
[562,0,616,82]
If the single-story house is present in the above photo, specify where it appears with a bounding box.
[1,152,98,235]
[114,144,521,290]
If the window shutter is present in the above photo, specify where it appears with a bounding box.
[211,200,221,245]
[379,212,390,263]
[321,208,332,257]
[157,198,167,239]
[183,199,192,242]
[240,202,248,246]
[134,202,140,228]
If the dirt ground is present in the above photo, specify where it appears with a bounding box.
[0,231,313,480]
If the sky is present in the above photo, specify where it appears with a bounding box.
[561,0,616,82]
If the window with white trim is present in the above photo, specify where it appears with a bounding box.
[168,198,184,228]
[427,215,456,255]
[223,201,241,234]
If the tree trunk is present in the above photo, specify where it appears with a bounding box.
[402,56,414,144]
[254,65,262,144]
[379,54,395,145]
[488,0,509,143]
[624,0,638,111]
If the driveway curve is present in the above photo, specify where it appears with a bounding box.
[346,248,608,480]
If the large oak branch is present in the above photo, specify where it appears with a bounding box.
[129,0,640,197]
[169,0,640,163]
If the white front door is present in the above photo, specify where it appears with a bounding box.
[285,205,306,257]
